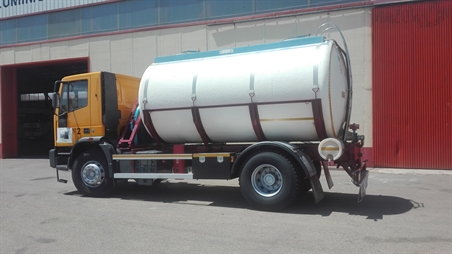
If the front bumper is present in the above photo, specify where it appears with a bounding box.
[49,149,56,168]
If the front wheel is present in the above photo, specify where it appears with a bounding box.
[72,149,114,197]
[239,151,300,211]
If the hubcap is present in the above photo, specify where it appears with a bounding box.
[263,174,276,185]
[81,161,105,188]
[251,164,283,197]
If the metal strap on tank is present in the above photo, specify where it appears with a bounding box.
[191,74,198,105]
[311,99,328,140]
[312,44,321,99]
[190,73,212,146]
[138,77,165,146]
[140,77,164,146]
[141,110,165,147]
[191,108,212,146]
[249,104,266,141]
[249,72,255,101]
[142,78,149,106]
[248,72,266,141]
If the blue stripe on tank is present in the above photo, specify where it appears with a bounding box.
[154,36,325,64]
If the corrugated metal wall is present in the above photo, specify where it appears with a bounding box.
[372,0,452,169]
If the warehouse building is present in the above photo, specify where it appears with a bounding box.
[0,0,450,169]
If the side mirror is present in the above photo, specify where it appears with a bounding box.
[51,92,59,108]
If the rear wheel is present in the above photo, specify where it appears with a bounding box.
[239,150,300,211]
[72,149,114,197]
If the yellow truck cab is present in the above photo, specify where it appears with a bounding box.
[49,72,139,180]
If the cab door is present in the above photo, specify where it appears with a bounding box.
[55,76,92,146]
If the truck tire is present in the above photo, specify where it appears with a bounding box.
[239,151,300,211]
[72,149,114,197]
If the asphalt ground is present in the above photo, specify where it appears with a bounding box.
[1,159,451,254]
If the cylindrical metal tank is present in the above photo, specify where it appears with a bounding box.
[138,36,349,144]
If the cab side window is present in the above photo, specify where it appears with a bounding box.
[61,80,88,112]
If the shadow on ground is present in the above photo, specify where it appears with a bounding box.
[289,192,423,220]
[65,181,421,220]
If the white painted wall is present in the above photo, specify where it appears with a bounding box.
[0,7,373,147]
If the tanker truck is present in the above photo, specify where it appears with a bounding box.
[49,23,368,211]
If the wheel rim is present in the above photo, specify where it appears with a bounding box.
[251,164,283,197]
[81,161,105,188]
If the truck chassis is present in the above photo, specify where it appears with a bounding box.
[50,107,367,211]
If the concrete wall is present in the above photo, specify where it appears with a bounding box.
[0,7,373,151]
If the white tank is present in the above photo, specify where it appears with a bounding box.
[138,36,349,144]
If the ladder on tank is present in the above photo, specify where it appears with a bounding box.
[117,100,141,151]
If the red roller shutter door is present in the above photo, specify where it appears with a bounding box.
[372,0,452,169]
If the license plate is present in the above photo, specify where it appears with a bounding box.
[358,170,369,203]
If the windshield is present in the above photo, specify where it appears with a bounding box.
[59,80,88,113]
